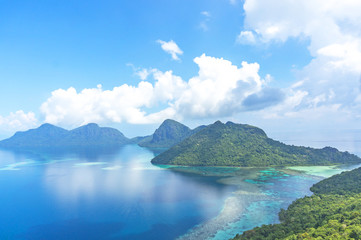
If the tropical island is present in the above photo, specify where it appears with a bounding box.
[1,119,360,168]
[1,119,361,239]
[151,120,361,167]
[0,123,130,147]
[233,166,361,239]
[137,119,206,148]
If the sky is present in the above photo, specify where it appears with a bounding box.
[1,0,361,149]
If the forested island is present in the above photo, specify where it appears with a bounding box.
[152,121,360,167]
[234,167,361,239]
[0,119,206,149]
[0,123,130,147]
[2,119,360,168]
[1,119,361,239]
[138,119,206,148]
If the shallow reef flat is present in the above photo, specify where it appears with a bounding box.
[178,190,269,240]
[286,164,361,178]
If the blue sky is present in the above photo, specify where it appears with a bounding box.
[1,0,361,145]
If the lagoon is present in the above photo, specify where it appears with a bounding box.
[0,144,358,240]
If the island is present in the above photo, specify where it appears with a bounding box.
[151,121,361,167]
[0,123,130,148]
[138,119,206,148]
[234,166,361,239]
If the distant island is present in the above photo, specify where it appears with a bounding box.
[138,119,206,148]
[2,120,360,168]
[0,123,130,148]
[234,166,361,239]
[0,119,206,149]
[152,121,361,167]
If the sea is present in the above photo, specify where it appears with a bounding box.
[0,142,360,240]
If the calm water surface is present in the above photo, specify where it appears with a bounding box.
[0,144,358,240]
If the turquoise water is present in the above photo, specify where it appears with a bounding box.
[0,145,357,239]
[197,168,319,240]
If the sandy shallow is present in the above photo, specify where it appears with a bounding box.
[177,189,268,240]
[175,164,361,240]
[286,165,350,178]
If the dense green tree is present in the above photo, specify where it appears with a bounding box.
[152,121,360,167]
[138,119,206,148]
[233,167,361,240]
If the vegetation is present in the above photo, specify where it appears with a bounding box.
[233,167,361,240]
[138,119,206,148]
[152,121,360,167]
[0,123,130,147]
[129,135,152,144]
[310,167,361,195]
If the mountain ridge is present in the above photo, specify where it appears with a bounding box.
[138,119,206,148]
[0,123,130,148]
[151,121,361,167]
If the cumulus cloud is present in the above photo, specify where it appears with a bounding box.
[173,54,266,118]
[41,80,170,127]
[157,40,183,61]
[241,0,361,121]
[0,110,38,134]
[40,54,276,128]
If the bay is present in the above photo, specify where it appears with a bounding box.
[0,144,358,240]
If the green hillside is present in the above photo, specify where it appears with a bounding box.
[152,121,360,167]
[138,119,205,148]
[234,166,361,240]
[310,167,361,195]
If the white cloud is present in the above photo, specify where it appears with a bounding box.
[0,110,38,134]
[41,82,156,127]
[241,0,361,122]
[126,63,157,81]
[200,11,211,31]
[173,54,266,118]
[201,11,211,17]
[152,69,187,103]
[317,42,361,73]
[136,68,151,80]
[40,54,276,128]
[157,40,183,61]
[237,31,257,44]
[40,67,188,128]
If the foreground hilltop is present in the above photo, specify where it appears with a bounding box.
[152,121,361,167]
[235,167,361,239]
[138,119,206,148]
[0,123,130,148]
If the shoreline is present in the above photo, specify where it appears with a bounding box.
[176,164,361,240]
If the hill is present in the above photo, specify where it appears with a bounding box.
[151,121,361,167]
[310,166,361,195]
[234,166,361,240]
[0,123,130,148]
[138,119,205,148]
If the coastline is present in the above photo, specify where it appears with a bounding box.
[176,164,361,240]
[286,164,361,178]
